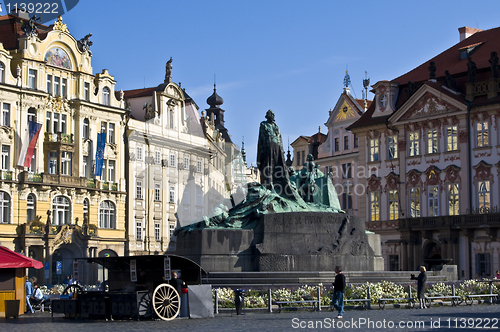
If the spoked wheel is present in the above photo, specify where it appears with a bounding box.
[63,284,83,296]
[152,284,180,321]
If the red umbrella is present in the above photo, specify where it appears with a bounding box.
[0,246,43,269]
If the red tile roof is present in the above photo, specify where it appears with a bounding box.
[0,14,50,50]
[123,87,156,99]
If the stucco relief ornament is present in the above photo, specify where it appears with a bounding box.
[53,16,69,33]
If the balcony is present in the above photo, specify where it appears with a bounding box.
[398,213,500,231]
[44,132,74,144]
[0,170,13,180]
[18,171,120,192]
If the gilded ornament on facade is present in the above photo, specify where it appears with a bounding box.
[53,16,69,33]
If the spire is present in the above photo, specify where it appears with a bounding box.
[363,71,370,112]
[241,138,247,164]
[343,69,351,94]
[206,84,224,108]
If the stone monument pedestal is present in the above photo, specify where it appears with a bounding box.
[176,212,379,272]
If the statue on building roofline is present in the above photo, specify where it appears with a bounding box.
[78,33,93,56]
[21,15,40,38]
[467,56,477,83]
[165,57,173,83]
[489,51,499,79]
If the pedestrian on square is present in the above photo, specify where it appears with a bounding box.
[411,266,427,309]
[495,271,500,279]
[25,277,34,313]
[331,265,345,319]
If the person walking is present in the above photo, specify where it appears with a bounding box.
[411,266,428,309]
[331,265,346,319]
[25,277,34,313]
[169,272,185,318]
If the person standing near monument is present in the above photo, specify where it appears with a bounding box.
[25,277,34,313]
[411,266,427,309]
[331,265,345,319]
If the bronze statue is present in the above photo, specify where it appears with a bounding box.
[489,51,499,79]
[445,70,457,90]
[428,61,436,80]
[165,57,173,83]
[467,56,477,83]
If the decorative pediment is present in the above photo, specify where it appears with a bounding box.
[384,172,400,192]
[424,165,443,188]
[444,164,461,184]
[334,100,358,122]
[53,224,84,247]
[367,174,382,193]
[473,161,494,184]
[325,95,362,127]
[406,169,423,189]
[401,92,458,121]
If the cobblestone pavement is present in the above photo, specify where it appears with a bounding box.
[3,305,500,332]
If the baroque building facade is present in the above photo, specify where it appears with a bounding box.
[0,13,127,283]
[348,26,500,278]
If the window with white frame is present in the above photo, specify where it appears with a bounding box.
[169,110,174,129]
[334,137,339,152]
[27,194,35,223]
[169,223,175,238]
[83,118,89,139]
[448,183,459,215]
[0,62,4,83]
[388,135,397,159]
[369,191,380,221]
[28,108,36,123]
[343,136,349,150]
[52,196,70,225]
[54,76,60,96]
[409,132,419,156]
[369,139,379,162]
[83,156,89,178]
[428,185,439,216]
[184,157,189,170]
[197,160,202,173]
[136,181,143,199]
[446,126,458,151]
[53,113,59,133]
[108,123,115,144]
[169,154,176,167]
[427,130,438,154]
[46,112,51,132]
[61,114,67,134]
[2,103,10,126]
[136,221,142,241]
[103,87,110,106]
[388,190,399,220]
[476,122,489,147]
[0,191,10,223]
[154,223,160,241]
[478,181,490,211]
[61,151,71,175]
[48,151,57,174]
[155,151,161,164]
[83,198,89,216]
[107,160,115,182]
[169,186,175,203]
[28,149,36,172]
[84,82,90,101]
[136,146,143,161]
[154,183,161,201]
[341,162,351,179]
[1,145,9,170]
[46,74,52,94]
[353,134,359,148]
[61,78,67,97]
[409,187,421,218]
[99,200,116,229]
[28,69,37,89]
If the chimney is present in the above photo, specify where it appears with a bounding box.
[458,27,483,42]
[10,8,30,20]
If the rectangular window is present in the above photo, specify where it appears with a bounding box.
[53,113,59,133]
[446,126,458,151]
[155,183,161,201]
[83,120,89,139]
[169,186,175,203]
[184,157,189,170]
[476,253,491,278]
[54,76,60,96]
[478,181,490,212]
[428,185,439,216]
[388,135,398,159]
[169,224,175,238]
[61,114,67,134]
[136,222,142,241]
[61,78,67,98]
[342,186,352,210]
[83,156,89,178]
[369,139,379,162]
[46,74,52,94]
[370,191,380,221]
[409,132,419,156]
[102,160,107,181]
[2,103,10,127]
[136,146,143,161]
[136,181,143,199]
[389,255,399,271]
[341,162,352,179]
[197,160,202,173]
[170,154,175,167]
[28,149,36,172]
[48,151,57,174]
[448,183,459,215]
[334,138,339,152]
[155,151,161,165]
[353,134,359,148]
[388,190,399,220]
[28,69,37,89]
[101,121,107,135]
[154,223,160,241]
[108,160,115,182]
[343,136,349,150]
[84,82,90,101]
[296,151,301,166]
[427,130,438,154]
[61,151,71,175]
[108,123,115,144]
[1,145,9,170]
[46,112,51,133]
[476,122,489,147]
[409,187,421,218]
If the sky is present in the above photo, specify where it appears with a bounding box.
[10,0,500,166]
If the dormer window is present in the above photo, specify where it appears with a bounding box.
[459,42,482,60]
[103,87,110,106]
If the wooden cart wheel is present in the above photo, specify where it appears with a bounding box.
[152,284,180,321]
[63,284,83,296]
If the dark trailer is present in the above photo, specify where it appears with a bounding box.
[54,254,209,321]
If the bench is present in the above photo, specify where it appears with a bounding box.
[342,299,370,310]
[275,300,317,313]
[465,294,498,305]
[424,295,462,307]
[377,298,415,310]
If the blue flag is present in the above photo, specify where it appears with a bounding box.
[95,132,106,177]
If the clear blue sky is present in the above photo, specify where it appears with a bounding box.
[22,1,500,165]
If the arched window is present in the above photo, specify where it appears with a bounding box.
[0,191,10,223]
[99,200,115,229]
[52,196,71,225]
[27,194,36,223]
[102,87,110,106]
[0,62,4,83]
[83,118,89,139]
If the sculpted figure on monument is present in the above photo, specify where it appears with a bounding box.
[298,154,323,203]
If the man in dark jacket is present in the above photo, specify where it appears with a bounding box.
[411,266,427,309]
[332,265,346,319]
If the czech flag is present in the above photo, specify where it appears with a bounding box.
[18,121,42,168]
